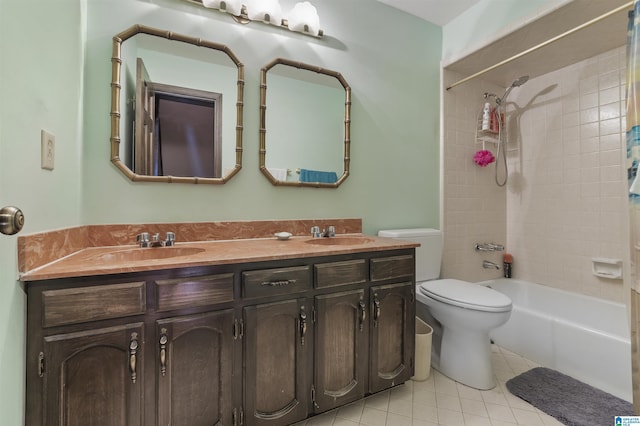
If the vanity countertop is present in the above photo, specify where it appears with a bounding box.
[20,234,418,282]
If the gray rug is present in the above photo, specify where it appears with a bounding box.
[506,367,634,426]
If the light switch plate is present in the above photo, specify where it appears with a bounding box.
[41,129,55,171]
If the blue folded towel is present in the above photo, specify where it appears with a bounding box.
[299,169,338,184]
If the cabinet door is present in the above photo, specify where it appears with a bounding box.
[244,299,309,426]
[369,282,415,393]
[42,323,144,426]
[156,309,234,426]
[314,289,367,412]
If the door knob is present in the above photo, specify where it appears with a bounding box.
[0,206,24,235]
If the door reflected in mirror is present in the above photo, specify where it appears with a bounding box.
[134,59,223,178]
[259,58,351,188]
[111,25,244,184]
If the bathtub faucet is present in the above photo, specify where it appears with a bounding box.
[483,260,500,270]
[475,242,504,252]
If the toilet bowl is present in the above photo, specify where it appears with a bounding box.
[417,279,511,389]
[378,228,513,390]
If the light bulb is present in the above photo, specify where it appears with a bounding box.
[247,0,282,25]
[287,2,320,36]
[202,0,242,16]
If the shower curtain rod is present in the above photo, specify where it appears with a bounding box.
[446,1,633,90]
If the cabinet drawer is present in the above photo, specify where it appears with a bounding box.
[242,266,311,298]
[42,282,146,328]
[156,273,234,312]
[370,255,414,282]
[315,259,367,288]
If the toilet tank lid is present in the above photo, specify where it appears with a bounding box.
[378,228,441,238]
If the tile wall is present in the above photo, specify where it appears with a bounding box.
[442,46,629,303]
[441,73,508,283]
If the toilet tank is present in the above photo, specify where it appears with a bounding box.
[377,228,442,282]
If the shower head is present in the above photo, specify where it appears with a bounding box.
[511,75,529,87]
[496,75,529,105]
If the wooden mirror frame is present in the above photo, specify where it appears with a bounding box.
[259,58,351,188]
[110,24,245,184]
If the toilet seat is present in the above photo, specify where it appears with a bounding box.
[419,279,512,313]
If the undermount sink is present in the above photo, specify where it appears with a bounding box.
[92,246,205,263]
[304,236,375,246]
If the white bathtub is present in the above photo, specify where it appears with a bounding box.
[480,278,632,402]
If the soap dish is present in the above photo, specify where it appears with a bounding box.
[592,257,622,280]
[274,232,292,241]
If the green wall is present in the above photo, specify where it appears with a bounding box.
[0,0,441,422]
[0,0,84,424]
[82,0,442,232]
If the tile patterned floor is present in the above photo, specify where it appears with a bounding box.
[293,345,565,426]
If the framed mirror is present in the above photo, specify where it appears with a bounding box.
[110,25,244,184]
[259,58,351,188]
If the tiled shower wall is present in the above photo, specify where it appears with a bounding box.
[442,46,629,303]
[441,73,507,282]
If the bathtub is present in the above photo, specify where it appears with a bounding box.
[480,278,632,402]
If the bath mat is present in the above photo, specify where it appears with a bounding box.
[506,367,634,426]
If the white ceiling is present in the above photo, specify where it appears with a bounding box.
[375,0,480,26]
[375,0,630,89]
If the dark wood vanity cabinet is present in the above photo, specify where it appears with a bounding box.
[156,310,235,426]
[25,249,415,426]
[369,282,415,393]
[244,298,310,426]
[42,322,145,426]
[313,289,368,413]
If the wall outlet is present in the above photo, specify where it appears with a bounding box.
[41,130,55,171]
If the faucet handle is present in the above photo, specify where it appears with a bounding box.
[136,232,150,247]
[165,232,176,246]
[327,226,336,237]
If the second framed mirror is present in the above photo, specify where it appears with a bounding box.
[259,58,351,188]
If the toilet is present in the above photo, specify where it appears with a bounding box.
[377,228,512,390]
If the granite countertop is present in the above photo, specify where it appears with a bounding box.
[20,234,418,282]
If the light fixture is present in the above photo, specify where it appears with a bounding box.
[202,0,243,16]
[187,0,323,38]
[247,0,282,26]
[286,2,320,36]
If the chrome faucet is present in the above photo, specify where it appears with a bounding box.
[482,260,500,270]
[136,231,176,248]
[475,243,505,252]
[311,225,335,238]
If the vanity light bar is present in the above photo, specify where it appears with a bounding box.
[182,0,324,38]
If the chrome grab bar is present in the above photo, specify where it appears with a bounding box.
[474,242,504,252]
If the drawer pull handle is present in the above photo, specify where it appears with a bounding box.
[159,328,168,377]
[300,309,307,346]
[129,332,139,384]
[359,301,366,331]
[261,279,297,287]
